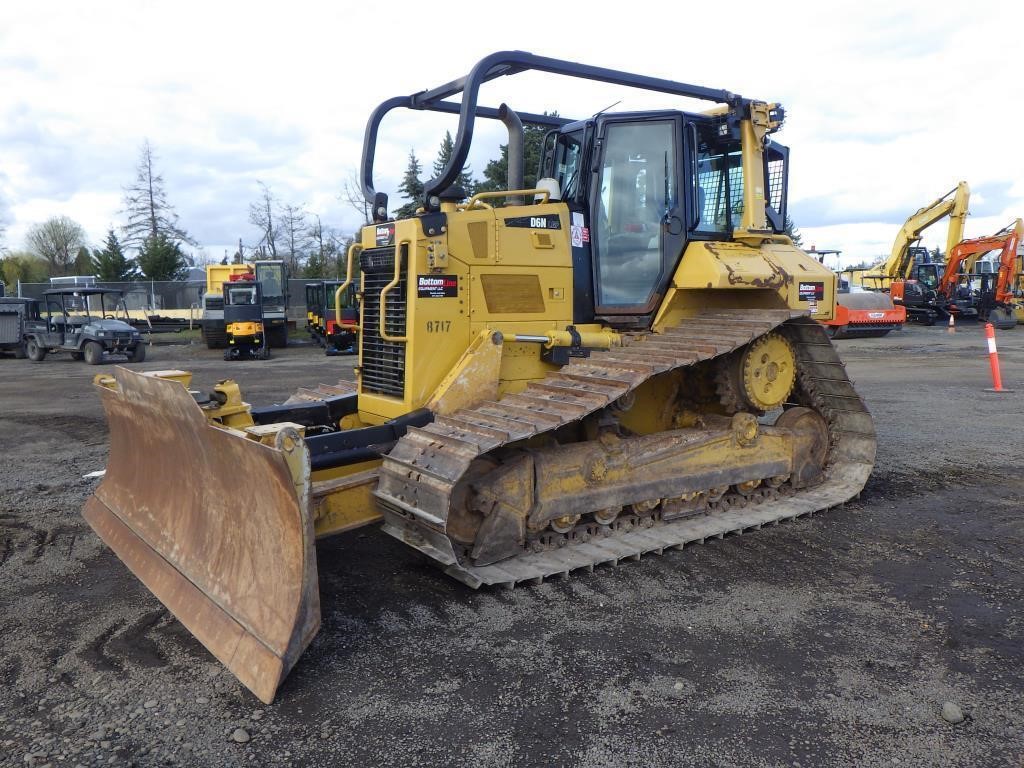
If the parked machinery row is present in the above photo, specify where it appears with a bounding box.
[832,183,1021,333]
[305,280,358,355]
[200,260,290,349]
[934,219,1021,329]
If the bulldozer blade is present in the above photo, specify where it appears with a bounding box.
[82,368,319,704]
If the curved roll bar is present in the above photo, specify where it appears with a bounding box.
[359,50,743,213]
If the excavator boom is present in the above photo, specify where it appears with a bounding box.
[939,222,1021,302]
[886,181,970,280]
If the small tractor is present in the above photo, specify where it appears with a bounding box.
[223,274,270,360]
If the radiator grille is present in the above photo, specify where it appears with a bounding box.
[360,245,407,397]
[0,312,22,344]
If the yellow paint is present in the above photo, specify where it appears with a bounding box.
[311,466,382,538]
[653,240,836,331]
[355,204,575,424]
[227,321,263,336]
[615,371,684,435]
[426,329,503,416]
[205,264,253,294]
[738,333,796,411]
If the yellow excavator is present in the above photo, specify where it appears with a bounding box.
[846,182,970,325]
[83,52,876,703]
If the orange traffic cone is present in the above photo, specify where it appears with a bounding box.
[984,323,1013,393]
[947,314,955,333]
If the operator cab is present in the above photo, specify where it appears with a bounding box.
[541,110,789,319]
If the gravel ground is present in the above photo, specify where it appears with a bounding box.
[1,324,1022,767]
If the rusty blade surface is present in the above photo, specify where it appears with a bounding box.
[82,367,320,703]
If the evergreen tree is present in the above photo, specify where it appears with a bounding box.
[394,150,425,218]
[74,245,96,276]
[784,214,803,247]
[476,115,557,198]
[431,131,474,195]
[121,140,193,249]
[137,233,188,280]
[93,229,139,281]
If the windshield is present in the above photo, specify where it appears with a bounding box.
[256,264,285,303]
[916,264,939,289]
[326,282,356,309]
[227,286,258,306]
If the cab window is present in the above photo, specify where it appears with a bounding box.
[693,124,743,235]
[552,130,584,200]
[228,287,257,306]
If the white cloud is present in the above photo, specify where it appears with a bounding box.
[1,0,1021,265]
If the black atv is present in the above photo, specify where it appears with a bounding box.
[24,288,147,364]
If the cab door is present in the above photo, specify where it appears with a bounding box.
[590,115,684,316]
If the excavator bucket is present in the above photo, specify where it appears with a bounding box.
[82,368,319,704]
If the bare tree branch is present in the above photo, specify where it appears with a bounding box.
[277,202,309,273]
[26,216,87,276]
[248,181,279,259]
[339,169,372,227]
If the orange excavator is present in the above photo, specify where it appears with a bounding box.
[937,219,1022,329]
[846,182,971,327]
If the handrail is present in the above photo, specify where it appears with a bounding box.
[460,188,550,210]
[333,243,361,329]
[379,240,409,343]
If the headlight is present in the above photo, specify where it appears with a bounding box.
[97,331,108,337]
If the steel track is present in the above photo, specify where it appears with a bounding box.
[374,310,876,588]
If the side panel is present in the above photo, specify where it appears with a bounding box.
[356,204,575,424]
[653,241,836,330]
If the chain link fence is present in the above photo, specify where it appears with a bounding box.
[14,279,319,323]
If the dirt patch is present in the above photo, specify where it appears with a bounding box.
[1,328,1023,766]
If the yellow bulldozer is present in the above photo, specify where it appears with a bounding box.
[83,52,876,703]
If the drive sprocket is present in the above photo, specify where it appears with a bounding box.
[716,331,796,413]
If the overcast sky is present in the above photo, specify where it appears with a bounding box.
[1,0,1022,269]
